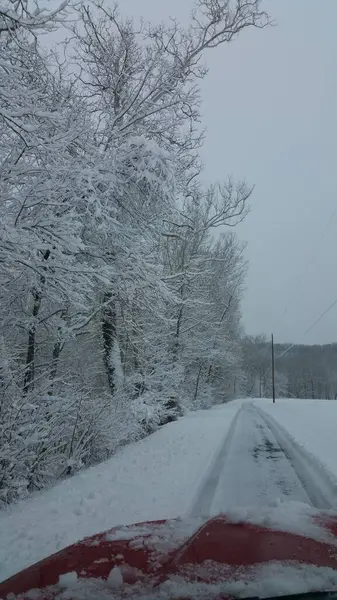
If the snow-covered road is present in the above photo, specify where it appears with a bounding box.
[211,404,311,512]
[2,399,337,584]
[190,404,311,517]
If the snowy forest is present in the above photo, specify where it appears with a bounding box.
[0,0,272,506]
[243,337,337,401]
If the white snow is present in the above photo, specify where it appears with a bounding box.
[14,563,337,600]
[256,398,337,498]
[158,562,337,600]
[226,500,337,545]
[106,566,123,589]
[0,404,240,583]
[209,403,311,514]
[58,572,78,588]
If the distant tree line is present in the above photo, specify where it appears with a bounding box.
[242,336,337,400]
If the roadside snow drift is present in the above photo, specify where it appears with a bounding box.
[256,399,337,502]
[0,403,240,583]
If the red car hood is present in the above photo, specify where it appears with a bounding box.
[2,510,337,599]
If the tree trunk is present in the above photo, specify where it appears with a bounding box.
[259,369,262,398]
[205,363,213,384]
[173,304,184,361]
[193,364,203,402]
[48,330,64,395]
[101,291,117,395]
[131,308,144,395]
[23,287,42,393]
[23,249,50,394]
[205,298,234,386]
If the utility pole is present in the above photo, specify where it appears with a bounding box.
[271,333,276,404]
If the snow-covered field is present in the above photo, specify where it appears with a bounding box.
[2,398,337,586]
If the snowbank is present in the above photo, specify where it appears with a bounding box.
[0,403,240,583]
[256,398,337,489]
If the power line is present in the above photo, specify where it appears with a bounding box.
[303,298,337,337]
[253,207,337,392]
[275,297,337,363]
[260,295,337,391]
[276,343,295,361]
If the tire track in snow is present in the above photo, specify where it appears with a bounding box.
[255,405,337,509]
[189,401,337,517]
[188,407,242,517]
[209,404,312,513]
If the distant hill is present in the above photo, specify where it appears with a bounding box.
[242,337,337,399]
[274,342,337,399]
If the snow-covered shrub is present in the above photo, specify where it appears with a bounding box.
[160,394,185,425]
[131,394,163,435]
[130,390,185,436]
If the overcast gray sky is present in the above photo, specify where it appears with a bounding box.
[122,0,337,345]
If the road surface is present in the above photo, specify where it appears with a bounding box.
[190,403,314,516]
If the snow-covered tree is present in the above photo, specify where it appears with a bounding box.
[160,182,249,407]
[0,0,270,504]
